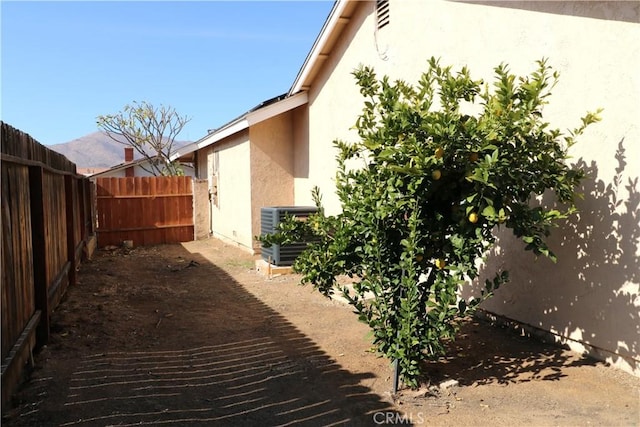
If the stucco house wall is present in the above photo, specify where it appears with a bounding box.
[249,111,297,251]
[294,0,639,374]
[208,130,254,250]
[292,105,311,202]
[192,179,210,240]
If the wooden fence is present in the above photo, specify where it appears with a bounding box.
[95,176,194,247]
[1,122,95,407]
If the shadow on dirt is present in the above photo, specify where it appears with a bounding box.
[4,246,404,426]
[421,317,599,388]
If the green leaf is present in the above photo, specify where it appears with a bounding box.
[481,205,496,219]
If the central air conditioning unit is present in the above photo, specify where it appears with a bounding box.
[260,206,318,266]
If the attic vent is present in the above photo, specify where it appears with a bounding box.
[261,206,317,266]
[376,0,390,29]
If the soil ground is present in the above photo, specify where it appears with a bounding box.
[2,238,639,426]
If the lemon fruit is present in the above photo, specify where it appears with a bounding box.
[432,169,442,180]
[435,147,444,159]
[468,212,479,223]
[435,258,446,269]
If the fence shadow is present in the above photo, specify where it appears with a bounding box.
[6,244,403,427]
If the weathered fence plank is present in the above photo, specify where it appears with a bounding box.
[65,175,78,299]
[28,165,50,346]
[43,170,70,312]
[1,163,35,360]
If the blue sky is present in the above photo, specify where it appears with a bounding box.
[1,1,334,145]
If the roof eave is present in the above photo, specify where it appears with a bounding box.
[170,117,249,162]
[170,91,309,162]
[246,91,308,125]
[288,0,350,96]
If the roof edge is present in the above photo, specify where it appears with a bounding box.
[247,91,308,125]
[170,91,309,161]
[288,0,348,96]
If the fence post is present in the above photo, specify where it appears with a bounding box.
[28,165,49,347]
[89,180,96,235]
[65,175,77,287]
[79,176,87,243]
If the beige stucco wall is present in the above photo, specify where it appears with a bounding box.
[207,130,254,251]
[192,179,210,240]
[292,105,311,204]
[249,112,297,251]
[299,0,639,374]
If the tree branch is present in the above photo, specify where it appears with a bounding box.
[96,101,191,176]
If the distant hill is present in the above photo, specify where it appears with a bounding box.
[49,131,192,168]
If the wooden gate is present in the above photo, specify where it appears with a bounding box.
[96,176,194,247]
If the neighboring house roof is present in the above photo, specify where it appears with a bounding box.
[170,91,308,162]
[77,167,109,176]
[89,156,193,178]
[89,157,157,178]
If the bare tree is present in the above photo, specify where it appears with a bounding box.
[96,101,191,176]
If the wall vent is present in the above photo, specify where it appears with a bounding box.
[376,0,390,30]
[261,206,317,266]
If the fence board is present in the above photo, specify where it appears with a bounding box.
[1,163,35,361]
[28,166,50,345]
[96,176,194,247]
[42,170,70,312]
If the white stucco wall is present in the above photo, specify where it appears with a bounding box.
[298,0,639,374]
[208,130,254,251]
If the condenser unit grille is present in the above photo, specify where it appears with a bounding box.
[261,206,317,266]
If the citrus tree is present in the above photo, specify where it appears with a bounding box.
[260,58,600,389]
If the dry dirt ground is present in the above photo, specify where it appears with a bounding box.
[3,238,639,427]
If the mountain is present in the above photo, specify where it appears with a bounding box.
[49,132,192,168]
